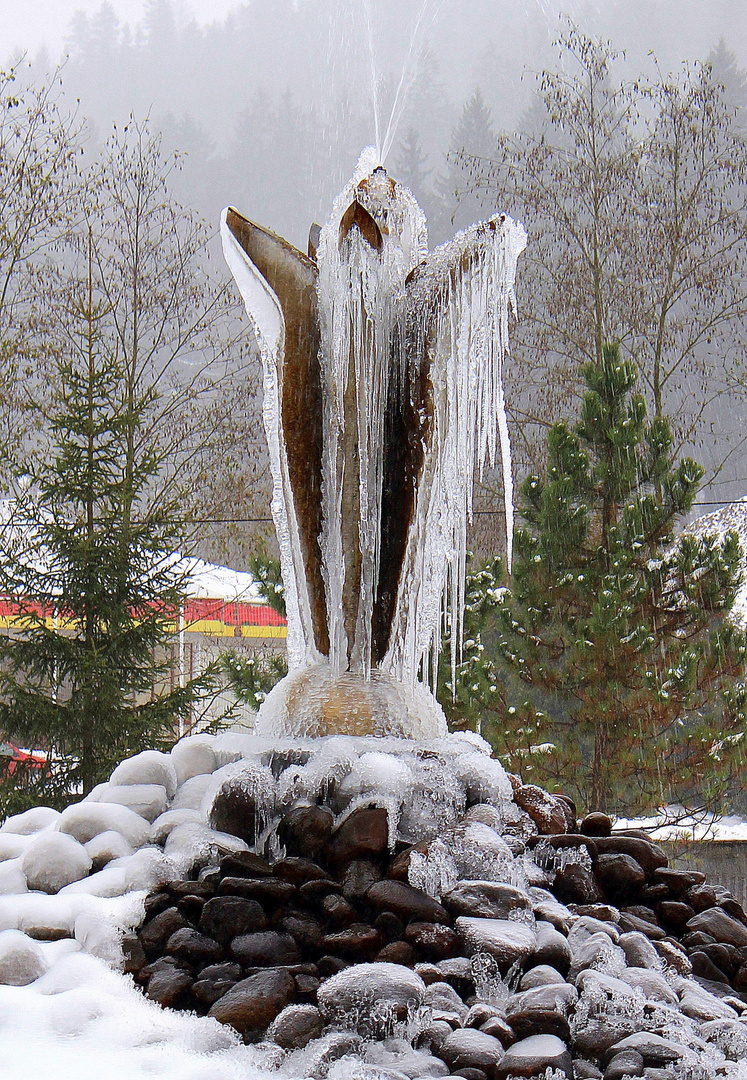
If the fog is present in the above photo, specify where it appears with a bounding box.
[4,0,747,552]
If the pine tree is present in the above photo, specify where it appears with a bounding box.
[494,344,747,815]
[433,87,499,241]
[393,126,430,202]
[0,226,214,813]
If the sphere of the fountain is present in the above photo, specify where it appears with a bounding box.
[254,662,448,739]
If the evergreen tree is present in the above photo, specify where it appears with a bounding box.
[433,87,499,242]
[392,126,430,202]
[707,38,747,127]
[0,195,219,813]
[494,344,747,815]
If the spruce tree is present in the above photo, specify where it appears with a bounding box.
[494,344,747,815]
[0,228,213,812]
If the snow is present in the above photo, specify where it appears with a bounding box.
[0,807,60,835]
[87,782,169,823]
[0,929,48,985]
[85,831,134,870]
[0,949,281,1080]
[170,735,218,786]
[110,750,178,799]
[20,832,92,894]
[56,802,152,849]
[615,808,747,842]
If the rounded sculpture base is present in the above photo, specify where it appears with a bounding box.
[253,662,448,739]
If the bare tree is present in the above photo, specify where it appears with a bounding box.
[0,60,82,466]
[459,26,747,486]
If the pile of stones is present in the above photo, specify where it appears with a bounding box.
[126,770,747,1080]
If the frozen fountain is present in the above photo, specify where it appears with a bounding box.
[2,156,747,1080]
[221,147,526,738]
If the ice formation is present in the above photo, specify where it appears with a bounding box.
[221,147,525,735]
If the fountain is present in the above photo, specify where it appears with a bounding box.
[1,156,747,1080]
[221,147,526,739]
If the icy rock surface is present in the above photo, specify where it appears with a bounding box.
[0,806,60,835]
[0,730,746,1079]
[21,832,92,894]
[109,750,178,799]
[0,928,48,985]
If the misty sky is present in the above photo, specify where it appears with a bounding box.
[0,1,238,59]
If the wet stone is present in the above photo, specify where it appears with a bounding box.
[317,956,349,979]
[299,878,341,903]
[507,1008,571,1043]
[199,896,268,945]
[208,967,296,1038]
[513,784,568,835]
[321,923,381,957]
[652,867,705,894]
[294,972,320,1002]
[580,813,612,837]
[690,950,731,983]
[519,964,566,990]
[147,966,193,1007]
[278,804,334,859]
[375,910,405,943]
[479,1016,517,1048]
[595,853,645,894]
[321,893,356,927]
[218,876,296,905]
[325,806,389,865]
[280,912,323,950]
[376,940,416,965]
[686,883,719,911]
[220,851,273,878]
[139,908,189,958]
[122,932,146,975]
[657,901,695,933]
[593,837,667,878]
[617,912,665,939]
[366,879,451,924]
[552,863,601,905]
[273,857,329,886]
[192,975,241,1006]
[230,930,301,967]
[165,927,223,967]
[341,858,381,900]
[404,921,460,960]
[687,908,747,947]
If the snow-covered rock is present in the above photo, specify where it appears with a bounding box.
[56,801,151,848]
[110,749,178,799]
[85,830,134,870]
[21,832,92,894]
[317,962,426,1026]
[0,858,27,895]
[170,735,217,786]
[0,806,60,835]
[150,808,202,845]
[170,774,214,810]
[86,782,168,823]
[0,928,47,985]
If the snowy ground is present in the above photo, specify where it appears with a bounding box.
[0,948,282,1080]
